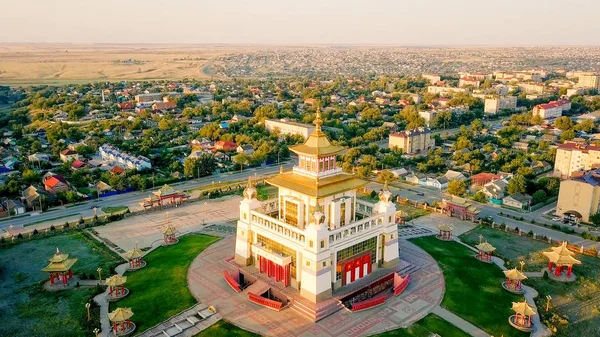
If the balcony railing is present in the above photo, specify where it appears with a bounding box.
[250,211,306,245]
[328,213,384,247]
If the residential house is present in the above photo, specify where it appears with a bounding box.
[556,169,600,222]
[21,185,44,210]
[236,144,255,155]
[110,166,126,175]
[459,77,481,88]
[43,174,69,194]
[503,194,532,210]
[151,101,177,111]
[405,173,426,185]
[444,170,467,181]
[389,128,434,154]
[98,144,152,171]
[71,160,86,170]
[28,153,52,163]
[481,179,508,201]
[471,172,501,187]
[59,149,79,162]
[512,142,529,151]
[3,199,26,215]
[265,119,316,139]
[424,176,449,190]
[214,140,238,152]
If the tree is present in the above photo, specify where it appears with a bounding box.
[472,191,488,203]
[532,190,547,205]
[377,170,395,184]
[453,136,473,150]
[560,129,576,141]
[447,179,466,197]
[507,174,527,195]
[554,116,573,130]
[590,212,600,226]
[22,169,41,185]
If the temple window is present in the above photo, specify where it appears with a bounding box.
[322,261,326,267]
[309,240,314,248]
[320,240,325,248]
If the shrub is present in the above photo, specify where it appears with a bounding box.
[370,190,377,199]
[531,219,536,224]
[50,225,55,231]
[64,221,70,228]
[32,229,39,236]
[78,216,85,225]
[17,233,23,239]
[519,216,524,221]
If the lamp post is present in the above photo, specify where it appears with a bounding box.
[479,234,484,244]
[93,328,100,337]
[546,295,552,312]
[519,261,525,272]
[96,268,102,283]
[93,207,97,217]
[85,302,91,321]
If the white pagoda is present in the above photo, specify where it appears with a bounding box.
[234,110,399,303]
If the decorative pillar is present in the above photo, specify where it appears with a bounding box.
[548,261,552,271]
[68,269,73,278]
[567,265,573,276]
[50,273,55,285]
[555,265,560,276]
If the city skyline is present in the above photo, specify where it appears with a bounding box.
[1,0,600,46]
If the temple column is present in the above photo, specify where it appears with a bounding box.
[548,261,553,270]
[567,265,572,276]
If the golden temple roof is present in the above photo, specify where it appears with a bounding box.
[153,184,176,197]
[289,109,346,157]
[438,223,453,232]
[41,258,78,273]
[105,275,127,287]
[266,171,367,198]
[503,268,528,281]
[543,241,581,266]
[163,224,177,236]
[124,247,144,260]
[548,241,576,257]
[475,241,496,253]
[48,247,69,263]
[511,301,536,316]
[108,307,133,322]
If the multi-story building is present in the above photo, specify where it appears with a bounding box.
[234,112,400,306]
[98,144,152,171]
[533,100,572,120]
[556,169,600,223]
[134,93,163,104]
[418,105,469,126]
[578,74,600,90]
[422,74,441,84]
[265,119,316,139]
[518,83,546,94]
[553,142,600,178]
[515,72,542,82]
[484,96,518,114]
[459,77,481,88]
[427,86,469,96]
[389,128,434,154]
[460,72,492,81]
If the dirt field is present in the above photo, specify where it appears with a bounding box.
[0,43,243,85]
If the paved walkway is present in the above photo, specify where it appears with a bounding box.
[431,306,490,337]
[187,236,445,337]
[94,262,129,337]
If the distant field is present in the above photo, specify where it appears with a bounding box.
[0,43,241,85]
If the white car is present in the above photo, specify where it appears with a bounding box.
[552,216,561,221]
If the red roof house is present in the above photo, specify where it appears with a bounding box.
[471,172,501,186]
[214,141,238,152]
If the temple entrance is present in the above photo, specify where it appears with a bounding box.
[258,255,291,287]
[342,253,372,286]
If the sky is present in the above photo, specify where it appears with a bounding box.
[1,0,599,46]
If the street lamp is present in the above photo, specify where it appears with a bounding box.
[546,295,552,312]
[519,261,525,272]
[93,328,100,337]
[93,207,97,217]
[96,268,102,283]
[85,302,91,321]
[479,234,484,244]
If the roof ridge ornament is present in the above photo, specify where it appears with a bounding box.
[314,107,323,131]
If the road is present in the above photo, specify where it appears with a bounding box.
[0,161,294,233]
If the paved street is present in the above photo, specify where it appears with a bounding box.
[0,162,294,234]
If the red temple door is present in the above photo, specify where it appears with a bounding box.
[362,254,371,277]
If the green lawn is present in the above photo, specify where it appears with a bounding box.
[0,231,123,337]
[410,236,528,337]
[101,206,129,214]
[113,234,219,332]
[195,320,260,337]
[376,313,470,337]
[460,226,551,271]
[256,184,278,201]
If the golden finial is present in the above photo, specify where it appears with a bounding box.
[383,180,389,191]
[314,107,323,131]
[246,176,254,189]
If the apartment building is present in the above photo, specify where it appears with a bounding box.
[459,77,481,88]
[422,74,441,84]
[419,106,469,126]
[484,96,518,114]
[265,119,316,139]
[427,86,469,96]
[578,74,600,90]
[532,100,572,119]
[556,169,600,223]
[389,128,434,154]
[518,83,546,94]
[553,142,600,178]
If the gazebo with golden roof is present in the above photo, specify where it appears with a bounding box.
[475,241,496,262]
[106,275,129,300]
[502,268,528,293]
[124,242,145,270]
[543,241,582,278]
[437,223,453,241]
[141,184,189,209]
[41,248,78,285]
[108,307,135,335]
[509,300,536,332]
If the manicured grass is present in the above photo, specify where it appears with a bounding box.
[376,313,470,337]
[195,320,260,337]
[460,226,551,271]
[0,231,123,337]
[101,206,129,214]
[410,236,528,337]
[114,234,220,332]
[256,184,277,201]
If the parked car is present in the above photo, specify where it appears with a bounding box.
[552,216,561,221]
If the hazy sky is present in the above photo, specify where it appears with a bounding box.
[1,0,599,45]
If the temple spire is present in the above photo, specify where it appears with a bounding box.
[246,176,254,189]
[314,108,323,132]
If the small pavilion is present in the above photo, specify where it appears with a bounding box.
[141,184,189,209]
[124,243,145,270]
[436,223,453,241]
[509,301,536,332]
[106,275,129,301]
[475,241,496,262]
[502,268,528,293]
[108,307,135,336]
[41,248,78,286]
[543,241,582,279]
[163,224,178,245]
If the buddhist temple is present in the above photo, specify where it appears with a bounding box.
[233,109,401,316]
[475,241,495,262]
[543,241,581,279]
[436,223,453,241]
[108,307,135,336]
[509,301,536,332]
[502,268,527,293]
[41,248,77,286]
[124,243,145,270]
[106,275,129,300]
[141,184,189,209]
